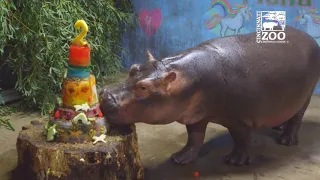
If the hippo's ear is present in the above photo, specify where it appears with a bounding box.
[163,71,176,84]
[146,49,157,62]
[129,64,140,77]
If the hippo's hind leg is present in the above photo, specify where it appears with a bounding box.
[225,125,252,166]
[272,121,288,131]
[278,96,311,146]
[171,120,208,164]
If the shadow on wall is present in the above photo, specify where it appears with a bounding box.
[143,120,320,180]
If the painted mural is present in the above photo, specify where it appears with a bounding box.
[138,9,162,38]
[121,0,320,94]
[296,8,320,39]
[205,0,252,37]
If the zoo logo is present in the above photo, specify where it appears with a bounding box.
[256,11,288,43]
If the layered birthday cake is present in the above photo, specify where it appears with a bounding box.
[43,20,108,143]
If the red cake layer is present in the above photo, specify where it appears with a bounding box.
[48,117,108,143]
[69,44,91,67]
[53,104,103,121]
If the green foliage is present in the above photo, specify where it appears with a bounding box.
[0,105,16,131]
[0,0,136,115]
[0,88,14,131]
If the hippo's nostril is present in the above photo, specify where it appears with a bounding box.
[107,93,117,104]
[100,92,119,115]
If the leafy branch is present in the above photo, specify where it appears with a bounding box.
[0,0,136,115]
[0,106,16,131]
[0,88,15,131]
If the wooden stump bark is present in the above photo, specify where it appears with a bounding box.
[13,120,144,180]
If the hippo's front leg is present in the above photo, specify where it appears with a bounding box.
[171,120,208,164]
[225,125,252,166]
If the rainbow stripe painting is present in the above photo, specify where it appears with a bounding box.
[205,0,238,29]
[205,0,252,29]
[204,0,252,37]
[309,9,320,24]
[208,0,236,16]
[296,8,320,24]
[296,8,320,39]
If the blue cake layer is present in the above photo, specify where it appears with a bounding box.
[67,66,90,78]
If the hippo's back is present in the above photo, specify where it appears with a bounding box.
[211,26,320,94]
[181,26,320,127]
[207,26,320,74]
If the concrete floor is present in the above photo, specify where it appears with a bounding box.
[1,96,320,180]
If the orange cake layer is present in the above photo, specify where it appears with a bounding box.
[62,74,99,107]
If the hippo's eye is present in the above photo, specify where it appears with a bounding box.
[136,81,150,94]
[139,86,147,92]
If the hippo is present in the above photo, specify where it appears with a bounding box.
[100,26,320,166]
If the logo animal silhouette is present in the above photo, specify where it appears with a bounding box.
[263,22,278,30]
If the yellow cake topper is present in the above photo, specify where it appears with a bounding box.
[72,20,88,46]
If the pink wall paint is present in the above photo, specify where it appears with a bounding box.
[138,8,162,37]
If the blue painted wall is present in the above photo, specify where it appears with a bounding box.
[121,0,320,95]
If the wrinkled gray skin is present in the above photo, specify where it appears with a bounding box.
[100,26,320,166]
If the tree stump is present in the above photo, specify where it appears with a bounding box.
[13,120,144,180]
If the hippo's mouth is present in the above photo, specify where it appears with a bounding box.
[102,105,134,125]
[100,91,136,125]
